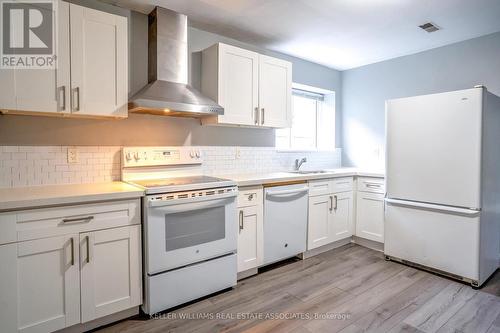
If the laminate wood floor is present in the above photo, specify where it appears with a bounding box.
[95,244,500,333]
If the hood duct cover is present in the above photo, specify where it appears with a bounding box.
[128,7,223,117]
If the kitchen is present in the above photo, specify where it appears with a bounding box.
[0,0,499,332]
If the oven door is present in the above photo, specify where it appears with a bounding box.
[145,192,237,275]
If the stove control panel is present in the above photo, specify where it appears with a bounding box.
[122,147,203,167]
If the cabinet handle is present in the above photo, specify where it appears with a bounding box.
[248,193,254,201]
[261,108,265,125]
[62,216,94,224]
[239,210,244,233]
[73,87,80,111]
[58,86,66,111]
[70,237,75,266]
[329,196,333,212]
[86,235,91,263]
[366,183,381,188]
[334,195,338,210]
[254,107,259,125]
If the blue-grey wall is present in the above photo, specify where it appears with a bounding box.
[341,32,500,168]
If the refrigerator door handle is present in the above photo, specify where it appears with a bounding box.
[385,198,480,216]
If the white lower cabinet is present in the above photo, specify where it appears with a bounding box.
[236,187,263,273]
[356,191,385,243]
[2,234,81,333]
[0,199,141,333]
[237,206,262,272]
[307,178,354,251]
[331,192,355,241]
[307,195,331,249]
[80,225,142,323]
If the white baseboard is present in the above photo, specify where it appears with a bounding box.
[237,267,259,280]
[352,236,384,252]
[56,307,139,333]
[299,237,352,259]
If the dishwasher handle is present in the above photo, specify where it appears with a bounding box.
[266,187,309,198]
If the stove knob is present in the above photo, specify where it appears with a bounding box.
[190,151,195,158]
[125,152,132,161]
[195,151,201,158]
[134,152,140,161]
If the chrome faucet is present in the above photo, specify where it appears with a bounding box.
[294,157,307,171]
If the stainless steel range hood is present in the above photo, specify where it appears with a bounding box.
[128,7,223,117]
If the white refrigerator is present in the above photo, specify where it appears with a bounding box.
[384,86,500,287]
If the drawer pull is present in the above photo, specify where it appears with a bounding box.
[366,183,382,188]
[86,235,91,263]
[247,193,254,201]
[239,210,244,233]
[62,216,94,224]
[70,237,75,266]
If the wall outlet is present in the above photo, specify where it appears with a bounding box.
[67,148,79,164]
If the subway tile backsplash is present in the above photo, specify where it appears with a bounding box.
[0,146,341,188]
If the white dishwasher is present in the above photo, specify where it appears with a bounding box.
[264,183,309,265]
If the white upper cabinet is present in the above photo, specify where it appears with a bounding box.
[70,4,128,118]
[202,44,259,126]
[258,55,292,128]
[16,1,71,114]
[0,1,128,118]
[201,43,292,128]
[0,0,71,115]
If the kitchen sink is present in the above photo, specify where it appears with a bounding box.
[289,170,329,174]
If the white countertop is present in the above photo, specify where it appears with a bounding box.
[218,168,384,187]
[0,168,383,211]
[0,182,145,212]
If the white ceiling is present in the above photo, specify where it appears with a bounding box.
[102,0,500,70]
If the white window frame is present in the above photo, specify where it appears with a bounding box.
[276,83,336,152]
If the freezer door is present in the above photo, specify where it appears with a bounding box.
[386,88,483,208]
[385,199,480,282]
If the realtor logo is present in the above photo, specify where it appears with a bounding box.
[1,0,57,69]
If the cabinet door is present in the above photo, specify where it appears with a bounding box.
[330,191,354,241]
[237,205,263,272]
[80,225,141,323]
[13,0,71,114]
[219,44,259,125]
[307,194,331,250]
[356,192,385,243]
[0,235,80,333]
[70,4,128,117]
[258,55,292,128]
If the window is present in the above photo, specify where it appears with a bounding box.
[276,85,335,151]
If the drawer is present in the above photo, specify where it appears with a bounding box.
[331,177,354,193]
[357,177,385,194]
[0,199,140,244]
[237,186,263,207]
[308,179,332,197]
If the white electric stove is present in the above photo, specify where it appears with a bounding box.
[122,147,238,314]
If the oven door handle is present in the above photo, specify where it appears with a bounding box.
[149,196,235,212]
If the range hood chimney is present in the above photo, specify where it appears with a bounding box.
[128,7,223,117]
